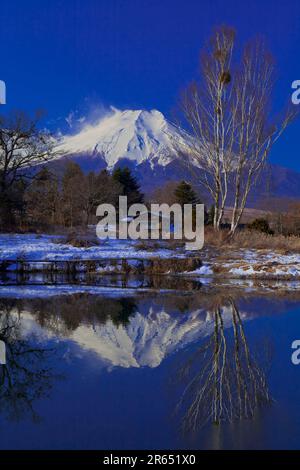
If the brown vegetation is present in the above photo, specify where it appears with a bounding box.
[204,226,300,252]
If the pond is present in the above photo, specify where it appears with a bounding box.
[0,280,300,450]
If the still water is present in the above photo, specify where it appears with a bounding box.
[0,281,300,450]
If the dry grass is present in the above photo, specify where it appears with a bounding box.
[54,230,100,248]
[135,239,185,251]
[135,240,164,251]
[204,227,300,253]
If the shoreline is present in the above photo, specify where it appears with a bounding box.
[0,233,300,281]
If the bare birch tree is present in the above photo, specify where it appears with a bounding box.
[180,26,296,235]
[228,40,295,235]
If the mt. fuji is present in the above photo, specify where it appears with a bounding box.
[58,108,183,170]
[55,107,300,201]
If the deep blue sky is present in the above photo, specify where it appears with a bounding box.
[1,0,300,170]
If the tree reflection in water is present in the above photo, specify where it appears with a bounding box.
[176,298,272,432]
[0,295,138,422]
[0,301,58,422]
[27,295,138,336]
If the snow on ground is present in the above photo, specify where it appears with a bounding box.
[184,265,214,276]
[1,234,300,280]
[222,249,300,278]
[186,249,300,279]
[0,233,185,261]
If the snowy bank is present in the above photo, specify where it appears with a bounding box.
[0,233,201,274]
[185,249,300,280]
[1,234,300,280]
[0,234,186,261]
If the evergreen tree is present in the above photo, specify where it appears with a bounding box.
[174,181,208,228]
[174,181,199,206]
[112,167,143,204]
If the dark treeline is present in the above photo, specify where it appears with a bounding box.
[1,155,204,233]
[22,166,203,231]
[8,163,146,231]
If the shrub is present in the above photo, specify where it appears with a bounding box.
[248,218,274,235]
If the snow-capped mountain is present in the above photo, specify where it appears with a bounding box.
[58,108,183,170]
[55,107,300,200]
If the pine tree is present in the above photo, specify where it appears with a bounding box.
[174,181,208,228]
[174,181,199,206]
[112,167,144,204]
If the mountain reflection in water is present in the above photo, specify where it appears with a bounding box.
[0,286,299,449]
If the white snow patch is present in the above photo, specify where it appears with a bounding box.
[0,233,185,262]
[184,264,213,276]
[217,249,300,278]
